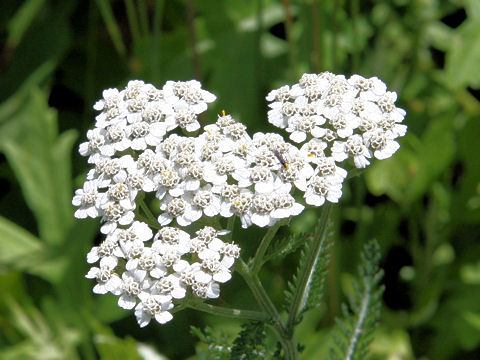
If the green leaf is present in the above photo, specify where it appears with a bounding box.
[0,60,56,127]
[263,231,309,264]
[0,216,69,284]
[191,326,231,360]
[330,240,385,360]
[231,321,268,360]
[0,215,43,266]
[7,0,46,49]
[443,0,480,89]
[1,296,82,360]
[0,88,77,245]
[91,325,142,360]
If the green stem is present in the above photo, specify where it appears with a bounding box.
[186,0,201,80]
[137,198,160,229]
[152,0,165,82]
[236,260,299,359]
[139,198,155,221]
[124,0,141,44]
[185,300,269,321]
[251,221,283,274]
[95,0,127,57]
[138,0,149,35]
[226,215,236,241]
[286,203,332,334]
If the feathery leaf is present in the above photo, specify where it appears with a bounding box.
[330,240,385,360]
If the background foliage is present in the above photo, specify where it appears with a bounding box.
[1,0,479,359]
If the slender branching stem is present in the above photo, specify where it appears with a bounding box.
[124,0,141,44]
[251,221,283,274]
[185,300,269,321]
[236,259,299,359]
[186,0,201,80]
[226,215,236,241]
[139,199,155,221]
[95,0,127,57]
[138,198,160,229]
[286,203,332,334]
[344,284,372,360]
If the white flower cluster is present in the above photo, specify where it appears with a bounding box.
[267,72,407,169]
[85,223,239,327]
[74,74,406,326]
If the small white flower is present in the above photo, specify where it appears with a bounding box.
[152,226,191,255]
[271,193,304,219]
[349,75,387,102]
[100,121,131,156]
[85,256,122,295]
[135,293,174,327]
[126,121,167,150]
[151,274,187,299]
[158,196,194,227]
[86,237,124,264]
[100,201,135,234]
[78,128,106,163]
[363,129,400,160]
[163,80,216,115]
[87,155,135,188]
[331,134,371,168]
[250,194,276,227]
[72,180,105,219]
[304,174,344,206]
[94,88,121,112]
[118,270,148,310]
[186,185,222,219]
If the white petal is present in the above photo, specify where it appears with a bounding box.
[213,270,231,283]
[118,294,137,309]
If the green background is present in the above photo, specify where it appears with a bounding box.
[1,0,480,359]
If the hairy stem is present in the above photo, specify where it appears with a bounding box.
[251,221,283,274]
[185,300,269,321]
[345,280,372,360]
[236,260,299,359]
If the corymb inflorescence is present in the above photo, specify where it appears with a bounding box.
[73,74,406,326]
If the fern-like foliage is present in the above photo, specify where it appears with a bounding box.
[330,240,385,360]
[191,326,231,360]
[230,321,270,360]
[283,219,334,323]
[263,231,310,264]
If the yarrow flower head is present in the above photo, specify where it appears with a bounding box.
[74,74,406,327]
[266,72,407,168]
